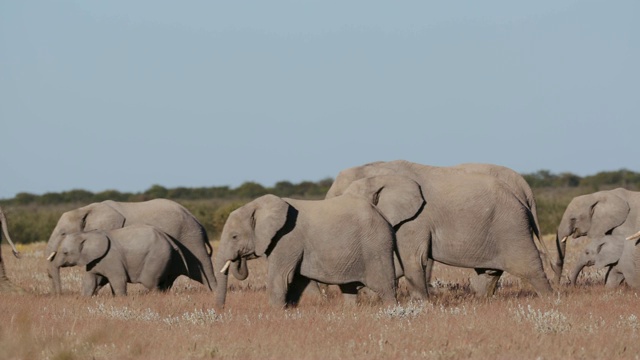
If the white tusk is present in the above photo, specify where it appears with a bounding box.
[626,231,640,241]
[220,260,232,273]
[560,236,568,243]
[47,251,56,261]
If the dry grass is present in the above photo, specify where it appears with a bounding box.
[1,237,639,360]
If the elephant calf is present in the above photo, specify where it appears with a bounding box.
[215,185,424,309]
[571,234,640,288]
[52,224,187,296]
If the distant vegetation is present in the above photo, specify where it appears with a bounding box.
[1,169,639,244]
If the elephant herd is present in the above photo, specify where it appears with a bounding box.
[1,160,640,309]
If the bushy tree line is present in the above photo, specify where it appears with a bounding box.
[1,169,638,244]
[2,179,335,206]
[522,169,640,190]
[0,179,334,244]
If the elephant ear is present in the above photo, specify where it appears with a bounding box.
[590,192,630,235]
[83,203,126,231]
[253,195,290,257]
[344,175,425,227]
[78,232,110,266]
[326,164,397,199]
[594,237,625,269]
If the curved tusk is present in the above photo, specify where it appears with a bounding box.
[561,236,568,243]
[626,231,640,241]
[220,260,232,273]
[47,251,56,261]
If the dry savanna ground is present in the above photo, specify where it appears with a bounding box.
[0,237,639,360]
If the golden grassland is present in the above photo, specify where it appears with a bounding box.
[0,237,639,360]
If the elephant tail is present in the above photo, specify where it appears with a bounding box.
[525,204,558,279]
[165,236,189,276]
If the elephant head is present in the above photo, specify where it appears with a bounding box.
[215,195,289,308]
[555,190,630,284]
[53,231,111,270]
[46,202,125,294]
[570,235,625,285]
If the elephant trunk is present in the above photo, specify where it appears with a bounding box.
[230,257,248,281]
[48,260,63,295]
[0,210,20,257]
[570,254,592,285]
[214,253,230,310]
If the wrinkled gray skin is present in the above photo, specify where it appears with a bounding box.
[571,234,640,288]
[0,206,23,293]
[215,177,424,309]
[555,188,640,284]
[53,224,189,296]
[326,160,553,298]
[46,199,222,294]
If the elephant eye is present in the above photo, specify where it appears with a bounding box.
[596,243,605,253]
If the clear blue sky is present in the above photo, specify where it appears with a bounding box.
[1,1,638,200]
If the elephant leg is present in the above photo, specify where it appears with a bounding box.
[105,270,128,296]
[139,264,168,292]
[285,274,311,306]
[604,268,625,288]
[402,258,430,300]
[96,275,109,294]
[365,270,397,306]
[81,272,102,296]
[110,279,127,296]
[267,263,291,308]
[507,268,554,296]
[424,258,436,294]
[470,269,503,297]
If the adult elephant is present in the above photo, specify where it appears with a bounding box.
[0,206,23,293]
[554,188,640,284]
[326,160,554,297]
[46,199,220,294]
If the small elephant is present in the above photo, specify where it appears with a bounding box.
[214,180,425,309]
[555,188,640,284]
[46,199,218,294]
[571,234,640,288]
[52,224,188,296]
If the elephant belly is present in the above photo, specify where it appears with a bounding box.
[430,232,502,270]
[299,251,365,285]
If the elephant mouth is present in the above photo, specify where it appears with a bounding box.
[573,231,586,239]
[219,253,257,274]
